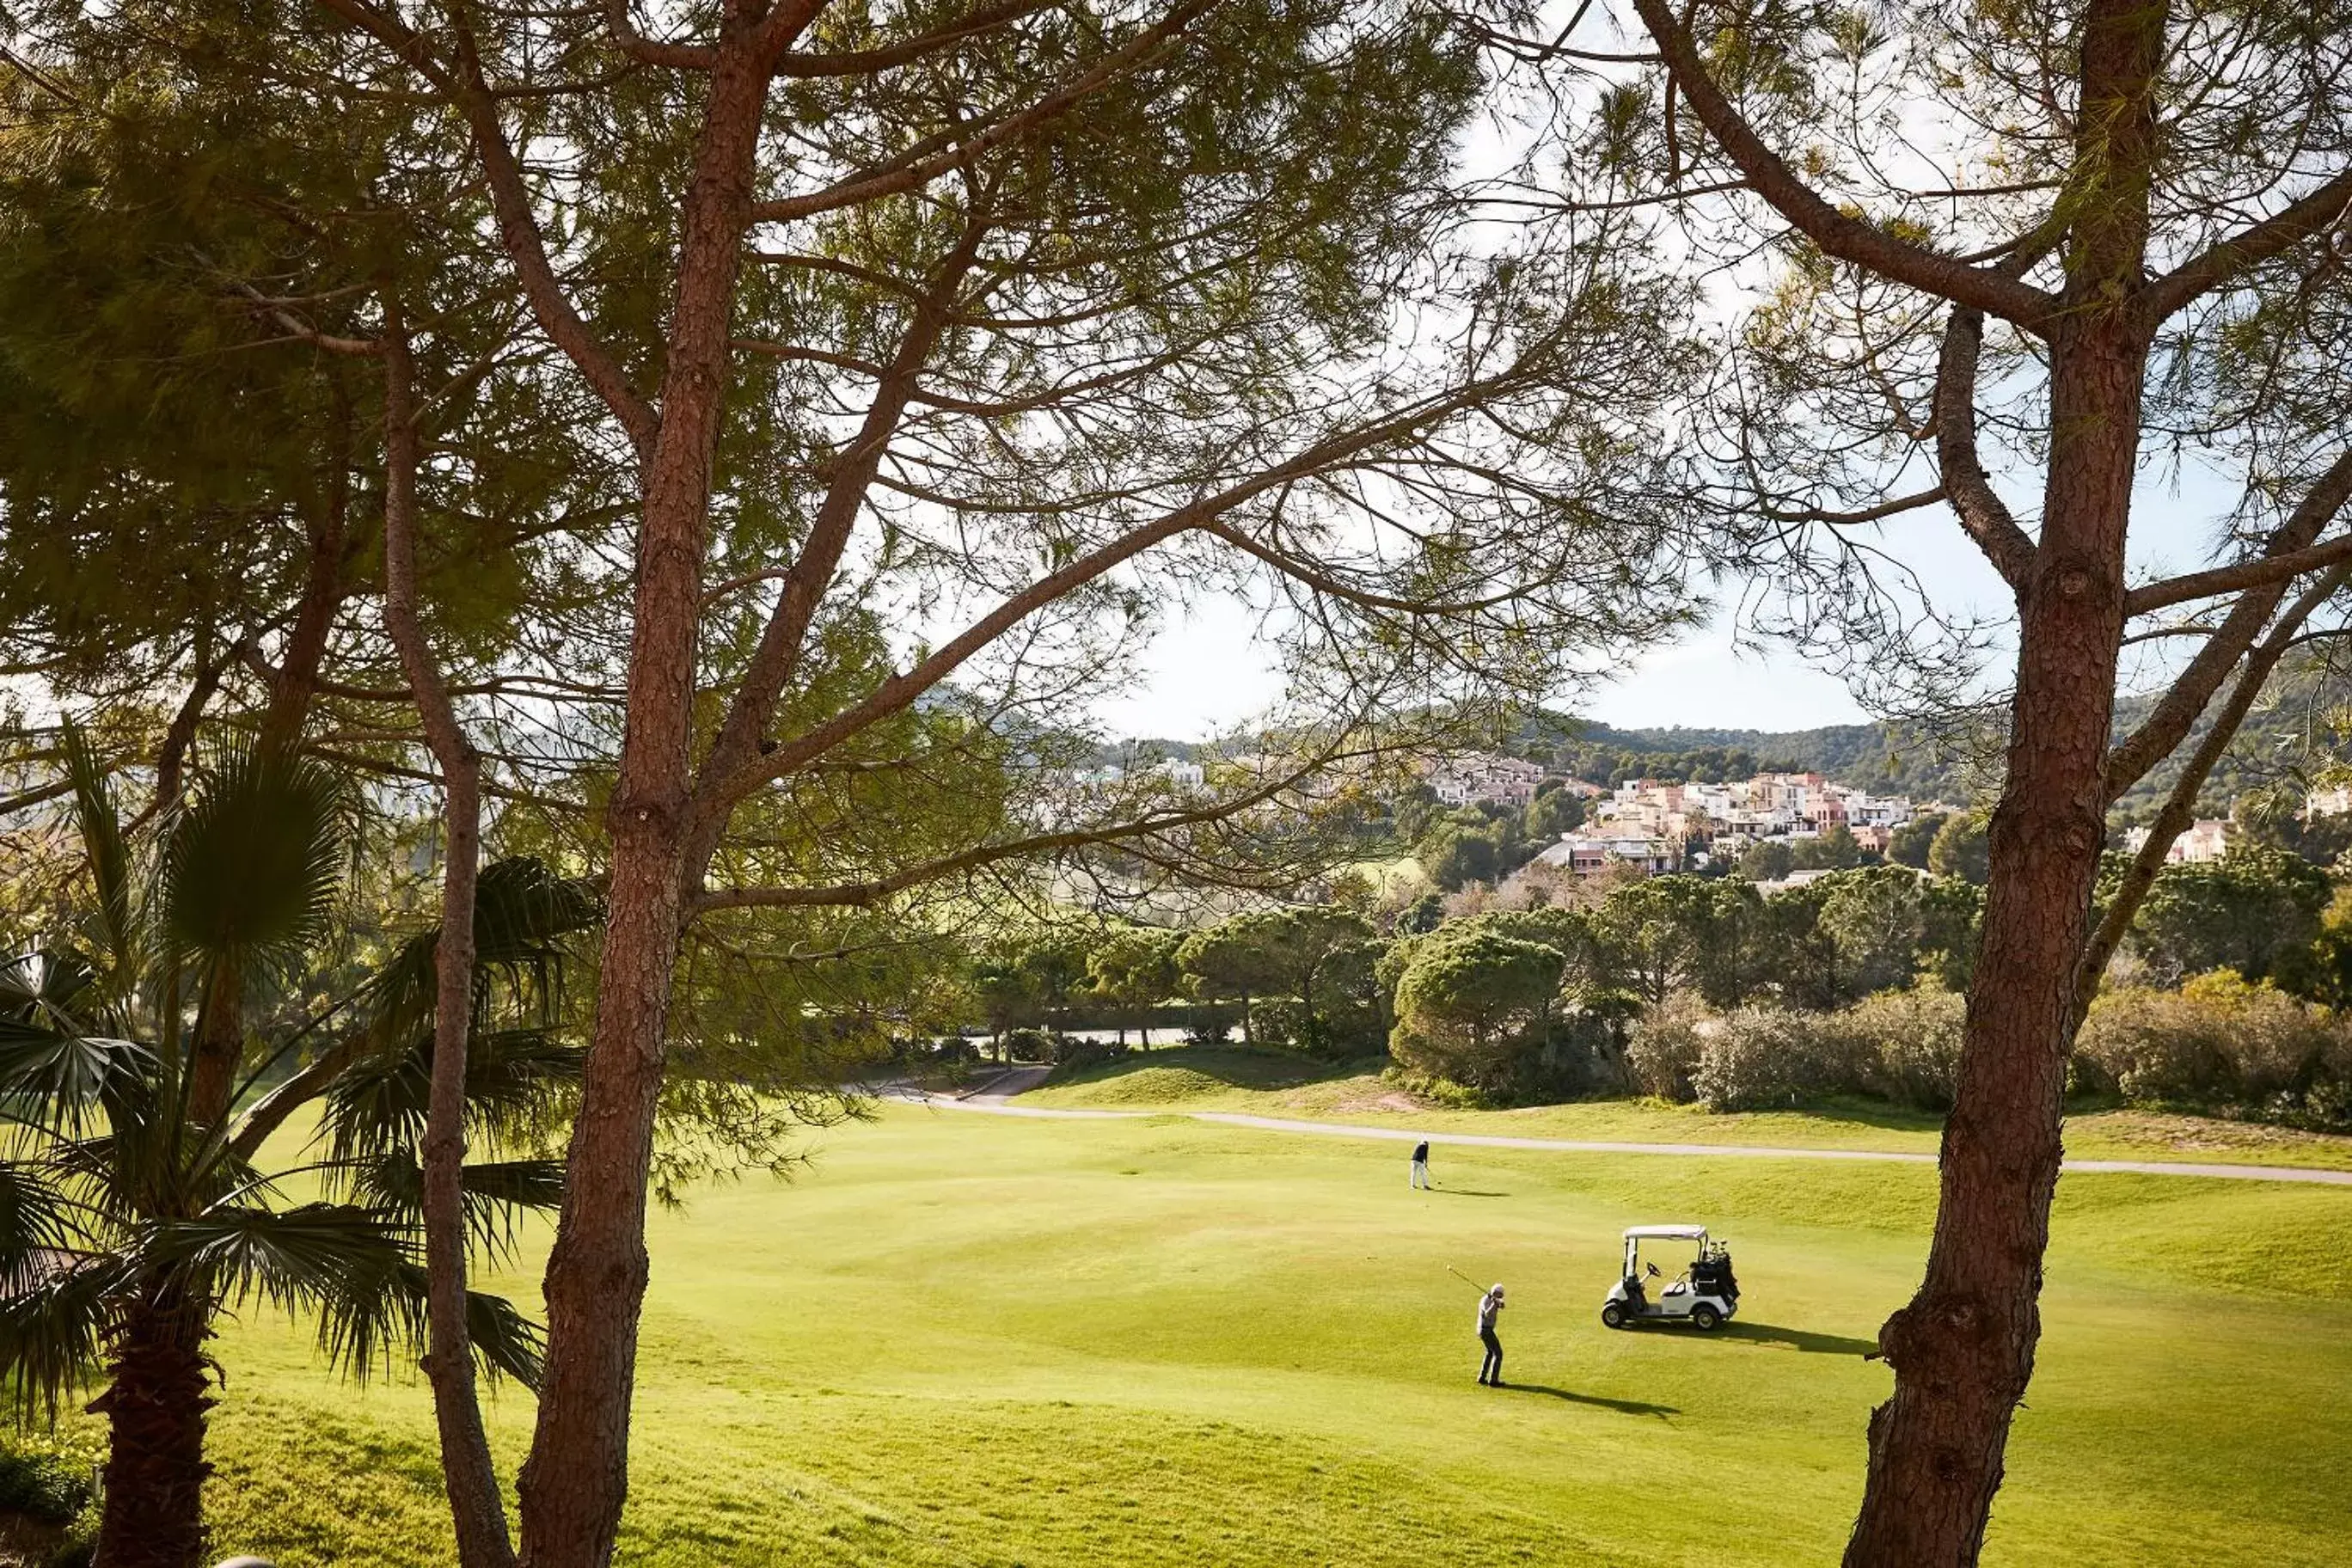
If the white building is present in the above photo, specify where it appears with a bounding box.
[2122,818,2231,864]
[1427,751,1546,807]
[1534,834,1677,878]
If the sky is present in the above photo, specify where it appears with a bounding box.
[1091,593,1877,738]
[1089,460,2251,743]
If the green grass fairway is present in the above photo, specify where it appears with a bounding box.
[198,1106,2352,1566]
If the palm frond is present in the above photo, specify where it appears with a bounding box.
[342,1153,563,1266]
[0,1252,132,1423]
[310,1253,428,1387]
[320,1027,583,1165]
[150,1202,407,1326]
[388,1264,548,1391]
[461,1282,546,1390]
[159,743,351,983]
[312,1260,546,1392]
[364,857,602,1054]
[0,952,95,1033]
[0,1165,82,1277]
[58,720,137,995]
[0,1024,154,1135]
[469,859,601,1023]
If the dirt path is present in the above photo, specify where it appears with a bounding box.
[905,1094,2352,1187]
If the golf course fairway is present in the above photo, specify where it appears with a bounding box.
[196,1104,2351,1565]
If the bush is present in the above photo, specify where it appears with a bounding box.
[1184,1015,1233,1045]
[2075,973,2341,1106]
[1850,984,1969,1111]
[1381,1064,1491,1109]
[1691,1008,1871,1112]
[0,1445,91,1526]
[1044,1036,1132,1075]
[0,1430,99,1568]
[1626,991,1712,1101]
[1000,1027,1053,1062]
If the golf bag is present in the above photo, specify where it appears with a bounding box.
[1690,1246,1739,1302]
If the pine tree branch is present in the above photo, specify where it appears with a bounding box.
[1627,0,2055,326]
[1932,309,2036,592]
[2141,166,2352,323]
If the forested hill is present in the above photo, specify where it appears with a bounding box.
[1096,678,2345,824]
[1518,713,1981,801]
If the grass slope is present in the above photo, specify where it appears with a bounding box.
[195,1106,2352,1566]
[1022,1046,2352,1170]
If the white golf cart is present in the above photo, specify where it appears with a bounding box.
[1600,1224,1739,1332]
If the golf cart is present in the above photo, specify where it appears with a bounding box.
[1601,1225,1739,1332]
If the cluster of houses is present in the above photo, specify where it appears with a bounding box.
[1583,772,1926,859]
[1063,756,1208,791]
[1489,766,1946,882]
[1069,746,2345,881]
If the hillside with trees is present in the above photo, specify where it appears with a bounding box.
[1514,662,2352,830]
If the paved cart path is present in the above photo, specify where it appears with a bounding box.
[891,1089,2352,1186]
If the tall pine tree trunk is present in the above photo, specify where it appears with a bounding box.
[382,314,516,1568]
[1845,328,2147,1565]
[1845,3,2162,1553]
[512,43,770,1568]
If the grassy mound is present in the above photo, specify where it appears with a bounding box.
[1026,1045,1357,1106]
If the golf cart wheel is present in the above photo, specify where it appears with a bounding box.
[1690,1304,1723,1332]
[1601,1302,1628,1330]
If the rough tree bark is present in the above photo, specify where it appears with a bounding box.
[1843,0,2165,1553]
[1847,323,2148,1565]
[511,34,784,1568]
[184,959,247,1130]
[89,1290,213,1568]
[381,311,518,1568]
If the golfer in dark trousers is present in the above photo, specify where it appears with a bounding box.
[1410,1139,1431,1189]
[1476,1283,1506,1386]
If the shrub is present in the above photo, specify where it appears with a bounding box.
[1381,1064,1491,1109]
[1043,1036,1133,1076]
[1691,1007,1871,1112]
[1000,1026,1053,1062]
[0,1430,99,1567]
[1626,991,1712,1101]
[1850,984,1969,1111]
[2076,973,2339,1106]
[1251,997,1305,1050]
[1184,1015,1233,1045]
[0,1444,91,1526]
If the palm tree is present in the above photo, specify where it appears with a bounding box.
[0,730,598,1568]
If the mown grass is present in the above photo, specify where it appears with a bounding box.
[187,1105,2352,1566]
[1022,1045,2352,1169]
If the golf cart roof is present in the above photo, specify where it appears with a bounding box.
[1623,1224,1709,1240]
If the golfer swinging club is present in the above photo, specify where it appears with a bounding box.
[1410,1138,1432,1189]
[1476,1282,1506,1387]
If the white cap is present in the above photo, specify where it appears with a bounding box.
[1491,1283,1505,1295]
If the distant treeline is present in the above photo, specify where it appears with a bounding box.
[955,842,2352,1131]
